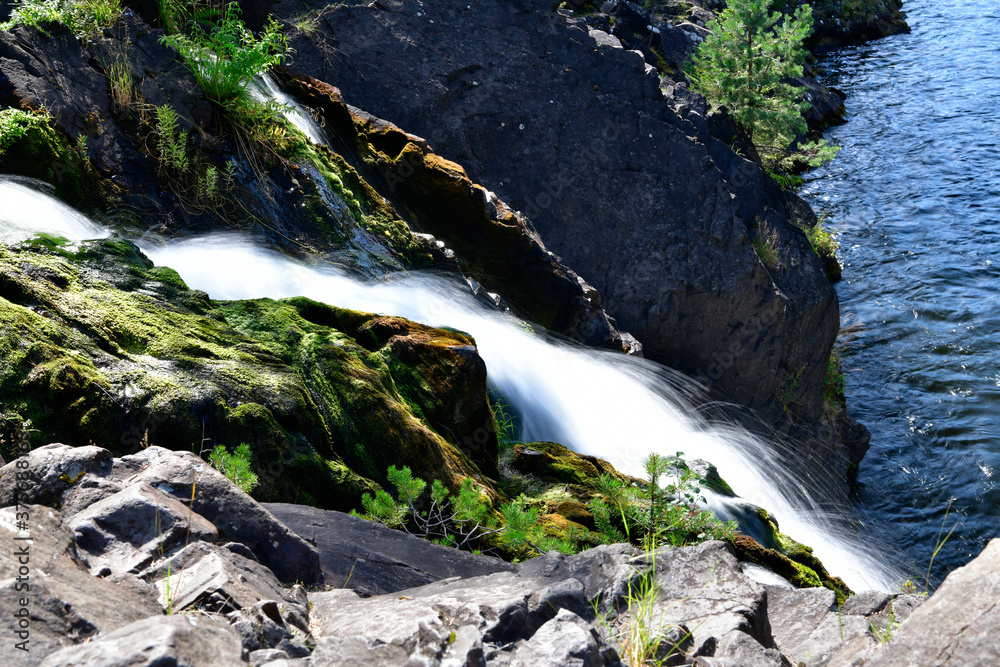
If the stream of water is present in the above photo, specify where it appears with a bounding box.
[0,174,898,591]
[799,0,1000,584]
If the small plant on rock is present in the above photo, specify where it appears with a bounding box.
[160,3,287,108]
[358,465,578,557]
[753,218,781,270]
[590,452,737,549]
[1,0,122,38]
[208,442,259,494]
[491,395,520,449]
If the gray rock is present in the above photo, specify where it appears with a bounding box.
[838,590,892,617]
[1,445,319,584]
[442,625,486,667]
[0,505,161,665]
[765,586,868,666]
[644,541,772,656]
[693,631,791,667]
[68,482,218,577]
[107,447,321,584]
[145,541,301,614]
[38,614,245,667]
[251,649,290,667]
[311,636,413,666]
[516,543,643,615]
[512,608,622,667]
[263,502,513,596]
[0,443,112,508]
[863,540,1000,666]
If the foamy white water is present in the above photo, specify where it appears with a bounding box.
[250,74,327,146]
[0,167,898,592]
[0,177,108,244]
[144,234,898,591]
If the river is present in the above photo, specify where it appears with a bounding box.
[799,0,1000,585]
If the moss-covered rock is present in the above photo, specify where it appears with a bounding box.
[0,108,100,207]
[730,507,853,598]
[0,236,498,509]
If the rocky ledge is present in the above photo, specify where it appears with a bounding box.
[3,444,998,667]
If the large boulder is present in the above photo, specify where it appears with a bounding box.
[37,614,246,667]
[0,237,502,512]
[0,505,161,665]
[68,482,219,577]
[862,539,1000,667]
[263,502,514,596]
[643,541,772,656]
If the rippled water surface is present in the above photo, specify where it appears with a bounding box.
[800,0,1000,583]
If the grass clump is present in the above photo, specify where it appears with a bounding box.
[822,351,846,419]
[806,216,838,260]
[208,442,259,494]
[1,0,122,38]
[491,395,519,450]
[160,3,287,107]
[753,218,781,270]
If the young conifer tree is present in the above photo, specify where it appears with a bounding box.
[687,0,837,170]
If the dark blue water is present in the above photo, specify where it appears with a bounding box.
[799,0,1000,585]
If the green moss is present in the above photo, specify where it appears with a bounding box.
[0,108,101,208]
[277,126,431,267]
[0,237,495,509]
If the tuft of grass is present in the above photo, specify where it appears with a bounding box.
[822,351,846,421]
[753,219,781,271]
[491,394,519,449]
[593,551,698,666]
[159,2,287,107]
[805,216,839,260]
[1,0,122,38]
[868,601,897,645]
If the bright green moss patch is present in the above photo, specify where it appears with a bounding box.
[0,237,495,508]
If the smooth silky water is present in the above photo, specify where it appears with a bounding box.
[1,169,899,591]
[799,0,1000,584]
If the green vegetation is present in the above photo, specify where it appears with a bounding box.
[590,453,738,549]
[160,3,287,107]
[806,216,838,260]
[491,395,520,449]
[208,442,260,494]
[0,108,43,153]
[753,218,781,270]
[686,0,838,170]
[596,559,693,666]
[0,108,97,205]
[357,464,576,557]
[1,0,122,37]
[822,351,846,419]
[151,103,233,208]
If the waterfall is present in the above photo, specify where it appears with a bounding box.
[0,177,108,244]
[0,147,900,591]
[137,234,898,591]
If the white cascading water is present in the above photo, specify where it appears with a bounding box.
[0,81,902,592]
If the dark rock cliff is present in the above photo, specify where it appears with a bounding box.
[277,0,847,436]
